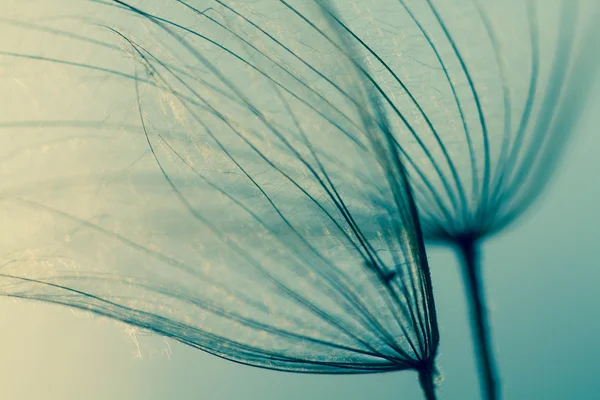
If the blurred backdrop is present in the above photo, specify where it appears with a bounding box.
[0,0,598,399]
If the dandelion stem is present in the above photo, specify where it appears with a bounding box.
[418,367,437,400]
[457,237,499,400]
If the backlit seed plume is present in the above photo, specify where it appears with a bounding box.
[0,0,441,398]
[303,1,598,399]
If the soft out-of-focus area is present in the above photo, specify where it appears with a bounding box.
[1,0,599,399]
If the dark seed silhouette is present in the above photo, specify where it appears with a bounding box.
[310,1,599,399]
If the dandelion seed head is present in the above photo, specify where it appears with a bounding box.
[23,3,573,398]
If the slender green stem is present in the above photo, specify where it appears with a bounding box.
[418,367,437,400]
[457,238,499,400]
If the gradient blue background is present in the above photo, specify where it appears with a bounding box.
[0,1,598,399]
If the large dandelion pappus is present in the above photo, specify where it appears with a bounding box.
[319,1,599,398]
[0,0,442,398]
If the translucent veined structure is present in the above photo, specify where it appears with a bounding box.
[0,0,441,398]
[3,1,597,398]
[299,1,599,399]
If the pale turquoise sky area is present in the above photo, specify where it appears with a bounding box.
[1,1,599,399]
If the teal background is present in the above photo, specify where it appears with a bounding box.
[0,1,599,399]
